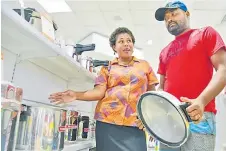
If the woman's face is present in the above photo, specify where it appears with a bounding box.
[113,33,134,58]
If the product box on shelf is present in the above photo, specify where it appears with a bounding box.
[28,107,54,151]
[15,104,69,151]
[77,116,90,140]
[13,8,56,41]
[16,104,32,150]
[58,109,67,150]
[65,110,80,144]
[1,81,16,100]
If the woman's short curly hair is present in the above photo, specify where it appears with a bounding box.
[109,27,135,48]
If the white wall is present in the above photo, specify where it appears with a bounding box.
[215,23,226,151]
[79,33,94,45]
[216,23,226,42]
[143,35,173,81]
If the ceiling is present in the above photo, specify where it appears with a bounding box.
[2,0,226,72]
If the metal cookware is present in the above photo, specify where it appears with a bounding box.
[92,60,109,68]
[72,44,95,62]
[80,56,89,70]
[137,91,192,148]
[29,9,42,32]
[92,60,109,75]
[64,40,75,57]
[86,57,93,72]
[13,8,37,22]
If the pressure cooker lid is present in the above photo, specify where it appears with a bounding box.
[137,91,189,147]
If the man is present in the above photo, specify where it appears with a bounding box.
[155,0,226,150]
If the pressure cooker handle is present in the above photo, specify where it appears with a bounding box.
[179,102,192,122]
[92,60,109,67]
[74,44,95,55]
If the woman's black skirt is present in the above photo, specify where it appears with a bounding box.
[95,121,147,151]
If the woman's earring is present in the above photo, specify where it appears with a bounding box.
[114,51,116,55]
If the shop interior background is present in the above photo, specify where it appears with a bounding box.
[1,0,226,151]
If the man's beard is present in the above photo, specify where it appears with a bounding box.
[167,21,187,36]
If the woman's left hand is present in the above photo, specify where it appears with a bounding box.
[135,118,146,131]
[135,118,154,141]
[133,112,146,131]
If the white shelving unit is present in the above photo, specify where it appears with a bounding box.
[1,4,96,151]
[1,5,95,82]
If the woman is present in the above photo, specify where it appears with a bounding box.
[49,27,159,151]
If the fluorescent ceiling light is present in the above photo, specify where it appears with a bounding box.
[37,0,72,13]
[19,0,25,8]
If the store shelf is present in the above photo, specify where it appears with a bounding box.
[1,98,21,111]
[27,54,96,82]
[1,5,95,82]
[15,140,95,151]
[22,98,66,109]
[82,51,114,61]
[63,140,96,151]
